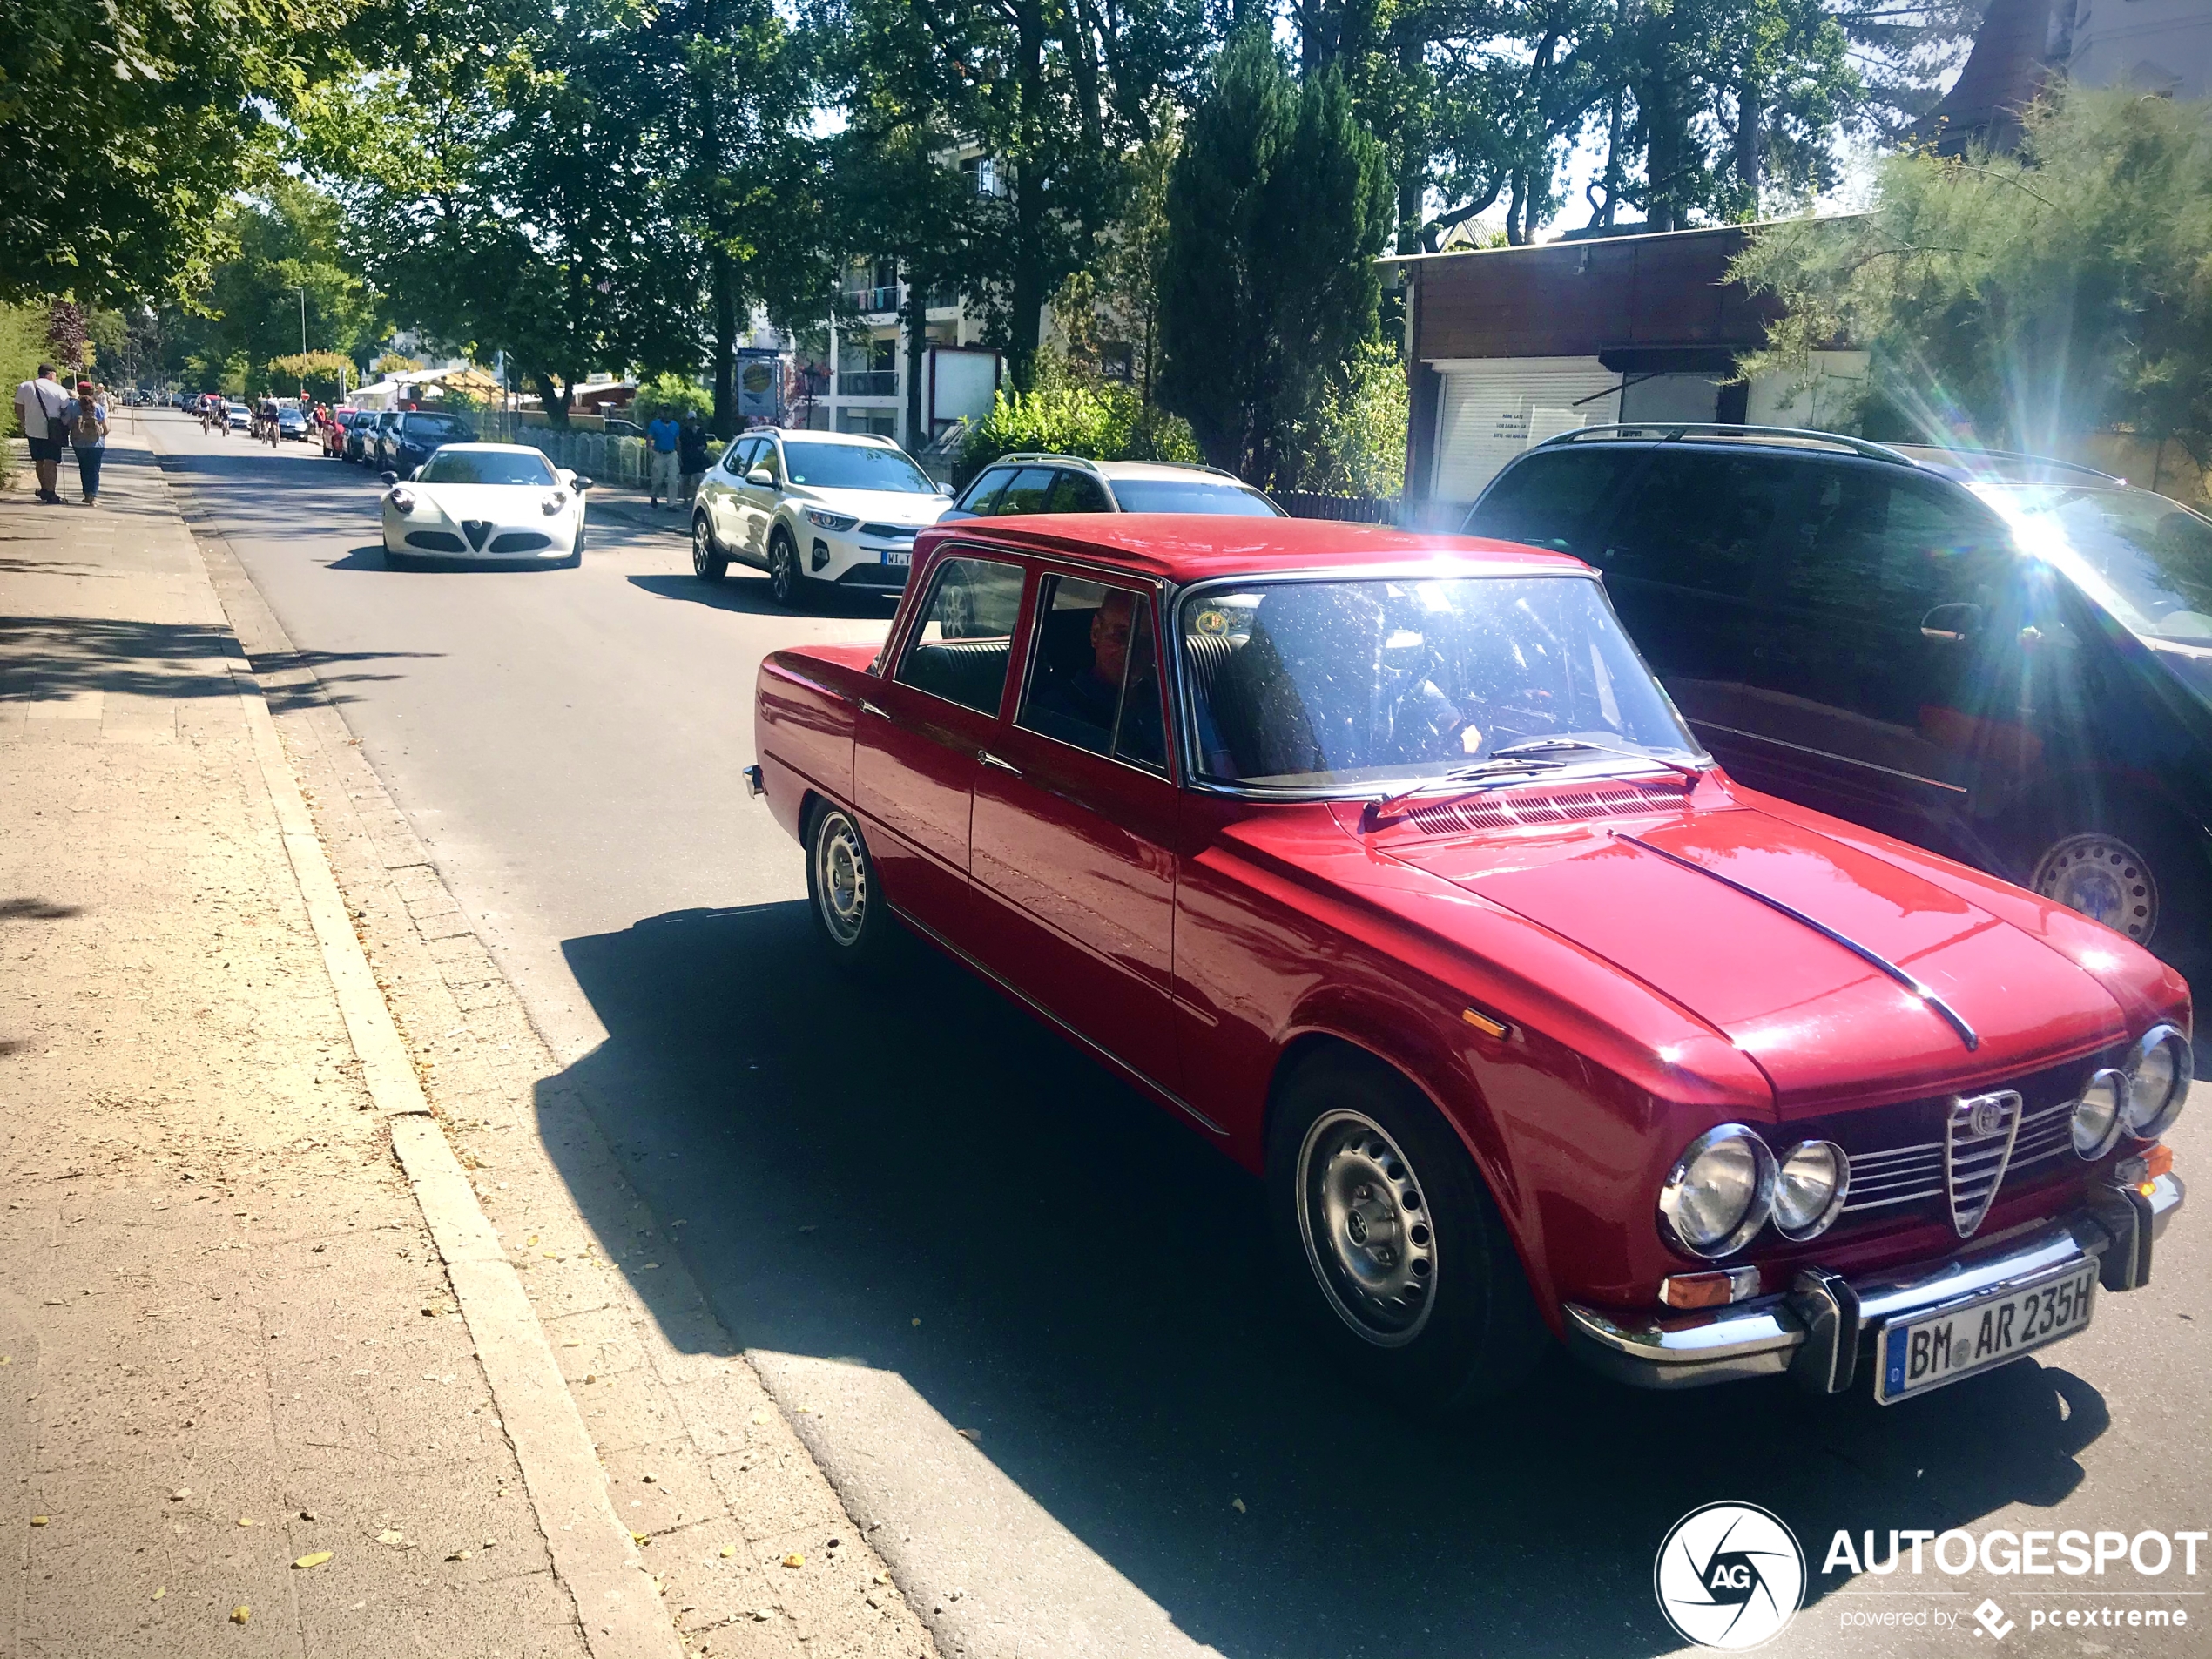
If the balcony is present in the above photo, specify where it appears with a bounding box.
[836,370,899,398]
[843,285,901,315]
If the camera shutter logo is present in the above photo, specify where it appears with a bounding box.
[1654,1502,1804,1649]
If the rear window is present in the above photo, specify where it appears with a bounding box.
[1599,451,1800,597]
[1465,449,1642,557]
[1108,477,1280,516]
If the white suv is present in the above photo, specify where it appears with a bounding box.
[690,428,955,606]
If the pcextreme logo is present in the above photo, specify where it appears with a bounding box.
[1655,1501,1807,1650]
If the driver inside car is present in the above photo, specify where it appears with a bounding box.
[1027,589,1135,745]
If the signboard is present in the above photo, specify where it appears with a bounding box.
[737,348,782,421]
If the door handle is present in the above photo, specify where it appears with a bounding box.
[859,700,890,720]
[977,750,1022,777]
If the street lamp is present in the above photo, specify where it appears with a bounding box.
[289,287,309,402]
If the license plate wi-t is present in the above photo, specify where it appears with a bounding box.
[1876,1264,2097,1403]
[881,549,911,568]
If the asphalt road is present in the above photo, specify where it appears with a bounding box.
[145,410,2211,1659]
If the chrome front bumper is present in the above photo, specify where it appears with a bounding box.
[1564,1173,2184,1393]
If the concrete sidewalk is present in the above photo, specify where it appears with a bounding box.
[0,442,662,1658]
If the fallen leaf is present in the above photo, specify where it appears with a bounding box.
[642,1474,657,1484]
[152,1588,165,1600]
[376,1528,405,1546]
[30,1516,48,1527]
[955,1427,981,1441]
[719,1545,738,1559]
[169,1488,190,1501]
[781,1552,805,1569]
[445,1548,472,1561]
[293,1552,333,1570]
[1231,1496,1246,1514]
[751,1413,769,1426]
[236,1517,254,1527]
[231,1606,251,1625]
[631,1531,650,1548]
[641,1263,659,1271]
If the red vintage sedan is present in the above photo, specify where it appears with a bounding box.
[748,516,2189,1407]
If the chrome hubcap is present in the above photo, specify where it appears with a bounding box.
[1296,1110,1434,1346]
[814,814,867,945]
[2033,833,2157,941]
[692,521,711,573]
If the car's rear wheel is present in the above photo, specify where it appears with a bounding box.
[1268,1047,1548,1409]
[806,806,890,968]
[767,527,809,610]
[2025,805,2207,968]
[691,512,728,582]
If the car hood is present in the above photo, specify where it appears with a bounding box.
[403,483,564,522]
[787,485,954,527]
[1377,802,2130,1109]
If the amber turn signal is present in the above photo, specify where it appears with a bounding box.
[1461,1007,1515,1041]
[1658,1266,1762,1310]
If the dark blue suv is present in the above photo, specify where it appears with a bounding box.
[1466,425,2212,974]
[375,409,477,477]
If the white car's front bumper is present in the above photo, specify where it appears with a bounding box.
[803,523,920,591]
[383,509,582,561]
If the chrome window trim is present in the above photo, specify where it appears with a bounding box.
[887,551,1028,719]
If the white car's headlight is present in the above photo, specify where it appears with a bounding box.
[1657,1124,1776,1258]
[2121,1024,2192,1138]
[541,489,569,516]
[388,488,417,514]
[803,507,858,531]
[1770,1141,1848,1240]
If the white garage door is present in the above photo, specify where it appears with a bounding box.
[1430,358,1622,502]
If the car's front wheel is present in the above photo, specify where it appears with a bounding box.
[767,526,809,610]
[2025,806,2207,968]
[691,512,728,582]
[806,805,890,968]
[1268,1047,1549,1409]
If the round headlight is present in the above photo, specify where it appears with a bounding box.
[1658,1125,1776,1258]
[2121,1024,2192,1138]
[2070,1068,2129,1158]
[388,487,417,515]
[1771,1141,1849,1241]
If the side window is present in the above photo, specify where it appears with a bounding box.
[1016,575,1165,770]
[1464,450,1641,557]
[1046,469,1112,513]
[720,437,753,473]
[1602,453,1796,597]
[959,467,1015,515]
[894,557,1026,715]
[1786,469,2008,622]
[755,441,782,482]
[992,468,1057,516]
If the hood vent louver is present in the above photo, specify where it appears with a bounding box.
[1405,783,1683,837]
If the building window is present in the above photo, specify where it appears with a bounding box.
[962,156,1002,198]
[1099,341,1134,383]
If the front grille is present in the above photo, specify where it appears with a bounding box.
[462,518,494,550]
[489,531,552,552]
[404,531,465,551]
[1406,781,1688,836]
[858,523,917,540]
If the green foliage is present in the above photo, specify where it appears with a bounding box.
[267,351,361,399]
[1,0,363,307]
[633,372,712,424]
[1734,86,2212,469]
[1158,30,1393,486]
[0,304,52,480]
[951,371,1201,488]
[372,354,423,377]
[1277,340,1409,497]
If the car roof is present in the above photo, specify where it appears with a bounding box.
[920,515,1589,584]
[974,452,1251,487]
[1523,424,2125,487]
[759,428,900,449]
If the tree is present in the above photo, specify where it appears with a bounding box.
[267,351,361,399]
[1732,87,2212,471]
[1158,30,1393,485]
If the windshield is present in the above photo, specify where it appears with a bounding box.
[782,441,934,494]
[419,450,556,486]
[408,415,474,440]
[1976,482,2212,646]
[1111,478,1282,516]
[1182,574,1698,789]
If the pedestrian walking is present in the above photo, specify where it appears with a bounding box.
[678,415,711,507]
[12,363,73,503]
[64,381,109,503]
[645,409,681,507]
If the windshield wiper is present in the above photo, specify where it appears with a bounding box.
[1361,758,1566,828]
[1487,737,1705,781]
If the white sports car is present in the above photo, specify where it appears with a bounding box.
[380,443,590,567]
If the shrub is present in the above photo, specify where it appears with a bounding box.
[952,372,1201,489]
[632,371,711,426]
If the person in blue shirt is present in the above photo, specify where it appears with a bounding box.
[645,412,682,506]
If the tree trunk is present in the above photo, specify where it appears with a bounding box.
[711,246,738,440]
[1735,78,1764,203]
[902,270,927,453]
[1394,26,1426,253]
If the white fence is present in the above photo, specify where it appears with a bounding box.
[474,411,651,490]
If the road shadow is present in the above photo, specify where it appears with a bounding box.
[627,572,900,618]
[537,901,2110,1659]
[0,615,435,709]
[325,546,576,575]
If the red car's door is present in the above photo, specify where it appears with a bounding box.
[969,570,1182,1096]
[852,553,1027,939]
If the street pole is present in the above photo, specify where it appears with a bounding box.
[292,287,308,402]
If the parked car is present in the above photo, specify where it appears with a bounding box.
[379,443,589,567]
[749,516,2188,1406]
[602,417,646,439]
[226,402,250,431]
[276,406,308,442]
[374,409,476,476]
[1466,426,2212,975]
[350,410,393,465]
[943,455,1285,520]
[323,408,359,458]
[690,427,955,606]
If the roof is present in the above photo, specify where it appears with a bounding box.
[915,514,1588,585]
[769,428,897,448]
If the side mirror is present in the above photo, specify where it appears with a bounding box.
[573,476,594,491]
[936,482,953,496]
[746,467,775,489]
[380,469,398,485]
[1919,602,1982,644]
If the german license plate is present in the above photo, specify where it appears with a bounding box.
[880,548,911,568]
[1876,1264,2097,1403]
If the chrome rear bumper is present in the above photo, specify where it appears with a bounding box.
[1564,1172,2183,1393]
